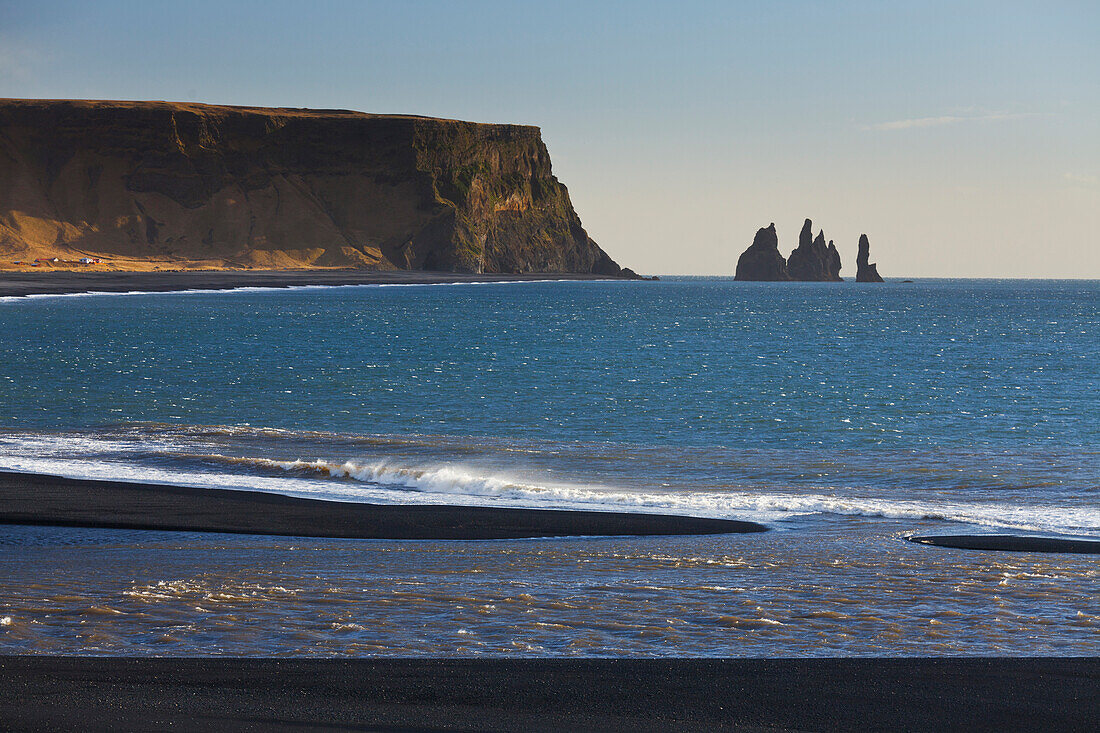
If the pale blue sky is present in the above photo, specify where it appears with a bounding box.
[2,1,1097,276]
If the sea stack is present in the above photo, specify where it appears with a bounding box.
[786,219,843,281]
[856,234,885,282]
[734,223,790,281]
[827,240,842,279]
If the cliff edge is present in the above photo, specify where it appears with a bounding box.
[0,99,628,275]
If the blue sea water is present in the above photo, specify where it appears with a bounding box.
[0,277,1097,656]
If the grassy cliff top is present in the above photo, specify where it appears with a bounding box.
[0,98,540,131]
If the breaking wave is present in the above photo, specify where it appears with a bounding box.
[246,455,1100,533]
[1,427,1097,535]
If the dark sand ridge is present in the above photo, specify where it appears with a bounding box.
[908,534,1100,554]
[2,657,1096,732]
[0,471,766,539]
[0,269,625,298]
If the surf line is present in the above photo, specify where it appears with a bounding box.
[0,471,769,540]
[0,278,622,303]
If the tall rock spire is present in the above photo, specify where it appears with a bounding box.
[856,234,885,282]
[787,219,843,281]
[827,240,842,279]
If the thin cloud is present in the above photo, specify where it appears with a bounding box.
[1064,172,1098,187]
[862,112,1034,131]
[0,39,43,82]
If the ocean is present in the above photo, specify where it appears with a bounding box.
[0,277,1097,656]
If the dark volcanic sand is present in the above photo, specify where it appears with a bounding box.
[908,534,1100,554]
[0,471,765,539]
[0,269,624,298]
[1,657,1096,732]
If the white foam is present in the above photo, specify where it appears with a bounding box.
[320,458,1100,533]
[1,439,1097,534]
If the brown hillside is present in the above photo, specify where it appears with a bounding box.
[0,99,626,275]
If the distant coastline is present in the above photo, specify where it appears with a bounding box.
[8,272,1097,300]
[0,269,633,299]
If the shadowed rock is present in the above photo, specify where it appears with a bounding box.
[786,219,842,281]
[799,219,813,248]
[734,223,790,281]
[827,240,842,278]
[856,234,885,282]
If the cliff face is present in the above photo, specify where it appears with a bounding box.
[856,234,884,282]
[734,223,789,281]
[786,219,842,281]
[0,99,626,274]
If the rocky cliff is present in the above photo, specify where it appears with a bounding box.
[786,219,842,281]
[0,99,628,275]
[734,223,789,281]
[856,234,884,282]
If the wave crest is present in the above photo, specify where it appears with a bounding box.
[190,453,1100,534]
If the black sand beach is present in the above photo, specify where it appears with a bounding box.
[0,471,765,539]
[908,534,1100,554]
[0,269,624,298]
[2,656,1096,732]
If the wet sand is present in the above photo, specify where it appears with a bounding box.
[908,534,1100,554]
[0,471,765,539]
[0,269,627,298]
[2,656,1096,732]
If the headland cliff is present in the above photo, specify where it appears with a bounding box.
[0,99,629,275]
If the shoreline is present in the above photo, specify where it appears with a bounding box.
[0,269,635,299]
[2,656,1096,731]
[0,470,766,539]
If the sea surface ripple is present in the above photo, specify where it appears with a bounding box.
[0,277,1097,656]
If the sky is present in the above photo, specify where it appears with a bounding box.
[1,0,1097,277]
